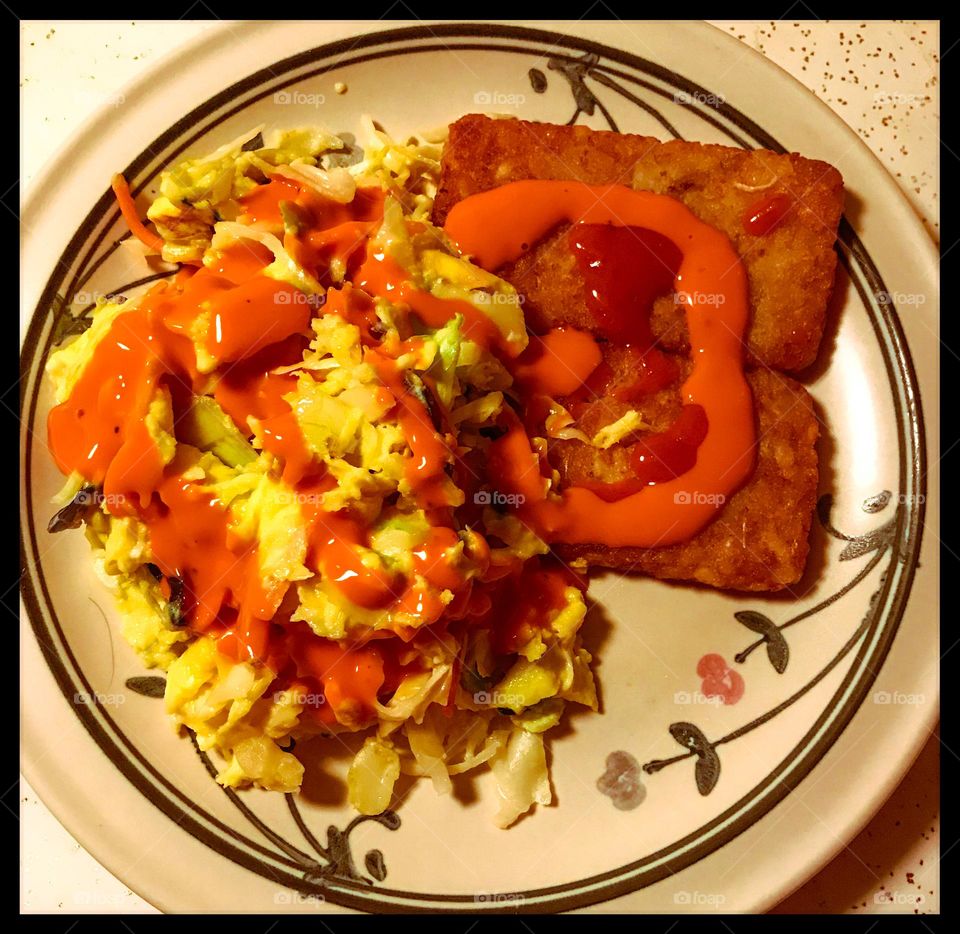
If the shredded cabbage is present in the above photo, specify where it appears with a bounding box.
[50,114,604,828]
[490,728,552,828]
[210,221,324,294]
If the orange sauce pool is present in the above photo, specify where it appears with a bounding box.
[444,179,755,549]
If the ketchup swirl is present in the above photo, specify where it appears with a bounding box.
[444,179,755,548]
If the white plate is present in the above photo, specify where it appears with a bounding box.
[20,21,939,914]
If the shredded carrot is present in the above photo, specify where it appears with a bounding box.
[111,173,165,253]
[173,266,195,287]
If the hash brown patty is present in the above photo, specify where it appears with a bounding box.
[434,115,835,591]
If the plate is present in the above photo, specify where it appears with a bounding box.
[20,21,939,914]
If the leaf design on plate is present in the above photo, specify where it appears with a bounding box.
[766,636,789,674]
[734,610,789,673]
[548,53,601,116]
[51,291,97,343]
[694,752,721,796]
[375,810,402,832]
[862,490,892,513]
[669,722,721,796]
[47,484,102,533]
[364,849,387,881]
[839,532,888,561]
[734,609,774,635]
[820,490,898,558]
[125,676,166,698]
[528,67,547,93]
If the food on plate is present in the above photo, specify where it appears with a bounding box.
[434,114,839,589]
[43,111,841,824]
[434,114,844,373]
[553,368,819,590]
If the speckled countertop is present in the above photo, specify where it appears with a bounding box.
[20,19,939,915]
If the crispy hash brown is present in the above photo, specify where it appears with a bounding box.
[434,114,844,372]
[553,368,820,592]
[434,115,835,591]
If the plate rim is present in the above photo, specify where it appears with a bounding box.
[20,20,938,914]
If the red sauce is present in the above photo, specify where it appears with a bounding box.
[268,623,423,726]
[239,180,385,286]
[444,179,754,548]
[292,221,380,283]
[742,193,791,236]
[296,478,473,630]
[308,510,399,610]
[285,623,386,725]
[395,582,447,630]
[574,404,710,503]
[412,526,464,591]
[366,348,452,509]
[145,471,277,661]
[51,179,502,680]
[213,340,314,487]
[511,327,602,397]
[356,251,510,355]
[160,246,309,369]
[631,403,709,485]
[203,275,309,365]
[564,224,683,406]
[207,241,274,283]
[486,414,550,505]
[50,168,757,711]
[47,308,172,509]
[569,224,682,343]
[239,179,383,232]
[49,244,328,658]
[478,559,584,656]
[323,284,388,345]
[582,345,679,402]
[237,177,303,226]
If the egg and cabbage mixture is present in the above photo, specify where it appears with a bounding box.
[45,119,597,828]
